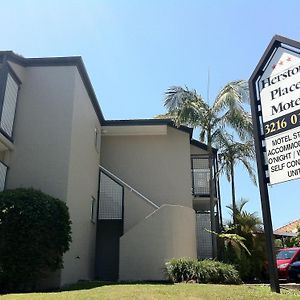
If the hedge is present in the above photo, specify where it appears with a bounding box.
[0,188,72,292]
[165,258,241,284]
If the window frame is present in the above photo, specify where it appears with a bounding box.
[0,62,21,141]
[90,196,97,224]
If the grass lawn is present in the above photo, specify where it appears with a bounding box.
[1,283,300,300]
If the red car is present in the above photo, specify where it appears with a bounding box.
[276,248,300,280]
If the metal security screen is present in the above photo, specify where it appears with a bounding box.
[98,171,123,220]
[0,161,7,191]
[196,213,212,259]
[1,74,19,137]
[191,157,210,195]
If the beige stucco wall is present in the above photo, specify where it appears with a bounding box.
[101,126,193,212]
[190,144,208,156]
[6,65,75,200]
[123,188,156,232]
[6,63,101,287]
[60,69,101,285]
[6,65,77,287]
[8,61,26,83]
[119,204,197,281]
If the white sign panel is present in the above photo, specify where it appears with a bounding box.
[259,47,300,185]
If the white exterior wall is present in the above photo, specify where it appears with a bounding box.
[190,144,208,156]
[123,189,156,232]
[6,65,76,287]
[119,205,197,281]
[6,63,101,287]
[61,69,101,285]
[101,127,193,211]
[8,61,26,83]
[6,65,75,199]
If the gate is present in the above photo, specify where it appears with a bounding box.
[95,171,124,281]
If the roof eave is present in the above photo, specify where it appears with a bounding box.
[0,51,105,124]
[190,139,217,154]
[103,118,193,137]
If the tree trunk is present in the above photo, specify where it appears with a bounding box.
[208,134,217,258]
[230,161,236,226]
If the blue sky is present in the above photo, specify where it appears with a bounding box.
[2,0,300,229]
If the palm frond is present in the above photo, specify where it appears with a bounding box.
[164,86,208,127]
[154,113,173,119]
[213,80,249,114]
[239,157,257,185]
[222,109,253,140]
[199,129,206,143]
[208,229,251,256]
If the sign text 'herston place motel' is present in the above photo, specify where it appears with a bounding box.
[260,46,300,185]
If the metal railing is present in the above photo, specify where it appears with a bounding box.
[191,156,218,197]
[99,165,159,209]
[191,156,210,196]
[192,169,210,195]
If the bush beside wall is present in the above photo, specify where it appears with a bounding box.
[0,188,72,293]
[165,258,241,284]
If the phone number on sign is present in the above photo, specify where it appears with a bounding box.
[264,110,300,137]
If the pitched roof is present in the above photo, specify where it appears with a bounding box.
[0,51,105,124]
[190,139,218,154]
[103,118,193,136]
[274,219,300,235]
[0,51,214,153]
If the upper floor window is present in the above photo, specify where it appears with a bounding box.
[94,127,101,153]
[0,63,21,139]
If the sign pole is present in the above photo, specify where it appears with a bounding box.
[249,84,280,293]
[250,34,300,294]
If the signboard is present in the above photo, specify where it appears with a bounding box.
[259,46,300,185]
[248,35,300,294]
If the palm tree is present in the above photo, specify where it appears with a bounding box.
[217,133,256,225]
[225,199,265,280]
[162,80,252,257]
[226,198,262,234]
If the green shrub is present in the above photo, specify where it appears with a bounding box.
[165,258,197,282]
[0,188,72,293]
[165,258,241,284]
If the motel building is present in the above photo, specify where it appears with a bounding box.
[0,51,221,288]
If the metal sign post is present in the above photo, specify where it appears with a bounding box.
[249,83,280,293]
[249,34,300,293]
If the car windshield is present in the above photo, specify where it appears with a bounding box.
[276,249,297,260]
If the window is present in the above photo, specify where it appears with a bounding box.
[94,127,100,153]
[0,63,21,139]
[0,161,7,192]
[90,196,97,223]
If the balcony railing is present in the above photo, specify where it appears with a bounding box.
[191,156,217,197]
[192,168,210,195]
[0,161,8,191]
